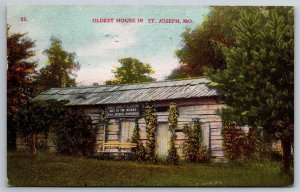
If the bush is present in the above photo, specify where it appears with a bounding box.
[182,120,208,162]
[53,109,97,155]
[222,122,270,161]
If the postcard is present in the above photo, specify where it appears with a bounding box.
[7,5,294,187]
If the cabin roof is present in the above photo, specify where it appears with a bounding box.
[34,78,221,106]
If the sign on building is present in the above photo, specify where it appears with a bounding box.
[106,104,140,118]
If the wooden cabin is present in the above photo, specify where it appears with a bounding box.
[34,78,225,161]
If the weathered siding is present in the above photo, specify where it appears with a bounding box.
[176,104,224,160]
[90,100,225,161]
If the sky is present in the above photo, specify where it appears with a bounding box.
[7,6,210,86]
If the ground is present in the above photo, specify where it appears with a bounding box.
[7,151,293,187]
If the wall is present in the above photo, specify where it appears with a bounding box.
[91,97,225,161]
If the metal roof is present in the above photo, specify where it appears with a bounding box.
[34,78,221,106]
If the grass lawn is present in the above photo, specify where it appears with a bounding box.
[7,151,293,187]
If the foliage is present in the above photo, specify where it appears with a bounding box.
[222,122,269,162]
[167,7,240,79]
[144,104,157,163]
[53,109,97,155]
[131,119,146,162]
[15,100,96,155]
[15,100,67,154]
[208,7,294,173]
[7,26,37,149]
[182,120,208,162]
[105,57,156,85]
[36,37,79,93]
[8,151,293,186]
[167,102,179,164]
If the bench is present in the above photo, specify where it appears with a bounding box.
[103,142,137,149]
[94,142,137,160]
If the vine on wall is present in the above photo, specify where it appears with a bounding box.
[167,102,179,164]
[182,120,208,162]
[131,118,146,162]
[98,109,106,125]
[144,104,157,163]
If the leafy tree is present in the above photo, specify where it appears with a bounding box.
[208,7,294,173]
[167,6,240,79]
[7,26,37,149]
[37,37,79,92]
[105,57,155,85]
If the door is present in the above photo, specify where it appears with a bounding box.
[121,121,135,142]
[155,123,171,159]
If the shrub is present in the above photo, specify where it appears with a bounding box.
[53,109,97,155]
[222,122,269,161]
[182,120,208,162]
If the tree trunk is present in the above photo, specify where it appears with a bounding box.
[281,138,291,174]
[32,132,37,155]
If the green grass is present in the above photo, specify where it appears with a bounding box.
[7,151,293,187]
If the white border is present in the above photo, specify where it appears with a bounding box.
[0,1,298,192]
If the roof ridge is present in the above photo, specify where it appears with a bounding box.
[49,77,210,90]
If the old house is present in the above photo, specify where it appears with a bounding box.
[34,78,225,161]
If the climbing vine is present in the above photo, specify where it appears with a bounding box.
[167,102,179,164]
[182,119,208,162]
[131,118,146,162]
[98,109,106,124]
[144,104,157,163]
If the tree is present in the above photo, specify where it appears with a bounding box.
[36,37,79,92]
[7,26,37,149]
[167,7,240,79]
[105,57,155,85]
[208,7,294,173]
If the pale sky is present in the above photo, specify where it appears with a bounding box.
[7,6,210,86]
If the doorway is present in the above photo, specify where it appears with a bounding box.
[155,123,171,159]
